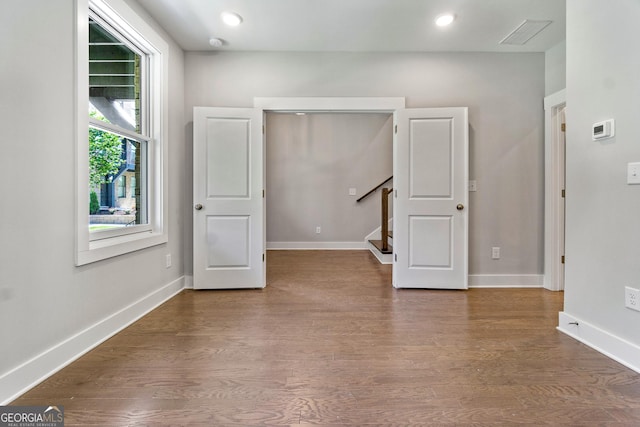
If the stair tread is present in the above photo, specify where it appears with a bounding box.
[369,239,393,254]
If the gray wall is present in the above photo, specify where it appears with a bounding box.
[545,40,566,96]
[0,0,186,395]
[185,51,545,276]
[564,0,640,344]
[266,113,393,244]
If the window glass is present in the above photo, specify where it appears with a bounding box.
[116,176,126,198]
[88,17,141,131]
[88,16,147,231]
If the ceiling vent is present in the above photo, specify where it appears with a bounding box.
[500,20,552,45]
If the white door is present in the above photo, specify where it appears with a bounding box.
[393,108,468,289]
[558,107,566,290]
[193,107,265,289]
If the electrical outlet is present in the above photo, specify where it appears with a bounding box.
[625,286,640,311]
[166,254,172,268]
[348,188,357,196]
[492,247,500,260]
[316,226,321,234]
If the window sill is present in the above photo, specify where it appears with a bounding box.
[76,230,167,266]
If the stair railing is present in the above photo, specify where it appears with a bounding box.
[380,187,392,252]
[356,176,393,203]
[358,176,393,253]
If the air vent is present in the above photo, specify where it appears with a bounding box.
[500,20,552,45]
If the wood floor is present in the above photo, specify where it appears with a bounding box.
[12,250,640,425]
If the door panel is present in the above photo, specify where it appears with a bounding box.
[394,108,468,289]
[206,118,251,198]
[206,215,250,268]
[410,118,452,198]
[194,107,264,289]
[409,215,452,268]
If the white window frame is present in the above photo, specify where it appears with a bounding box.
[76,0,168,265]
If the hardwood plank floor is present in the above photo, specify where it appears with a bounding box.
[12,250,640,425]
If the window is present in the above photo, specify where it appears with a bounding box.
[116,176,126,198]
[76,0,168,265]
[130,175,137,198]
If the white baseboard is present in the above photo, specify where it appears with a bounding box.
[558,312,640,374]
[267,242,367,250]
[0,276,186,405]
[469,274,544,288]
[184,275,194,289]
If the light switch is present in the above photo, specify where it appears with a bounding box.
[628,162,640,184]
[468,180,477,192]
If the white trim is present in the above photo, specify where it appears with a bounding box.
[88,117,152,143]
[254,97,405,112]
[76,0,169,266]
[558,312,640,374]
[366,240,393,264]
[267,242,367,250]
[184,275,194,289]
[0,277,185,405]
[469,274,544,288]
[543,89,567,291]
[544,89,567,110]
[364,219,394,264]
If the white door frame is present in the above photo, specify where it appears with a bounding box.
[254,97,405,113]
[543,89,566,291]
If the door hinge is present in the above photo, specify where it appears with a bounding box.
[262,125,265,134]
[394,189,397,198]
[394,253,398,262]
[561,255,565,264]
[561,189,565,198]
[561,123,566,132]
[394,124,398,134]
[263,253,265,262]
[263,189,265,198]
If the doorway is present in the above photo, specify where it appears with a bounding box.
[265,112,393,250]
[192,98,469,290]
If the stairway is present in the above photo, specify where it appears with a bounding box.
[369,230,393,254]
[365,226,393,264]
[357,180,394,264]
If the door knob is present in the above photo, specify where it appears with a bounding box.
[456,204,464,211]
[194,203,203,210]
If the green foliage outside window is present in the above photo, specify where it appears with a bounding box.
[89,111,124,188]
[89,191,100,214]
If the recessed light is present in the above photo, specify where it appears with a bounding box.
[221,11,243,27]
[435,13,455,27]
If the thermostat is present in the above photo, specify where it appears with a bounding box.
[592,119,615,140]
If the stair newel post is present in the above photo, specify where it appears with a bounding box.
[381,187,390,252]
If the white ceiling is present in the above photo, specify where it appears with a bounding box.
[135,0,566,53]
